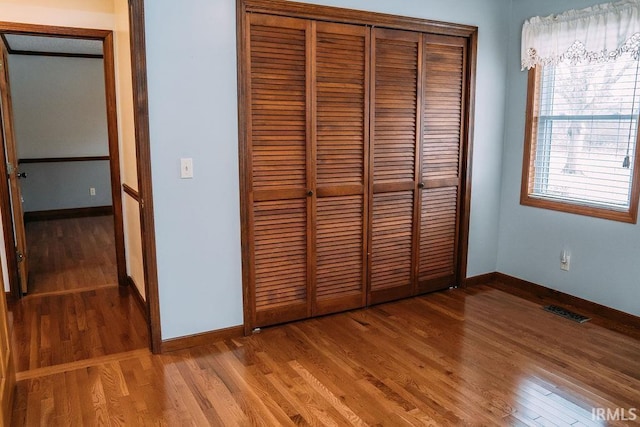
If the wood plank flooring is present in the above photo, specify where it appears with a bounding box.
[11,282,640,426]
[8,286,148,372]
[8,216,148,372]
[25,216,117,295]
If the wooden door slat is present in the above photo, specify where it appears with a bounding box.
[416,35,466,294]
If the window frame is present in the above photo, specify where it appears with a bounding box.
[521,66,640,224]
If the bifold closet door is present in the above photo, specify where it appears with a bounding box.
[368,28,421,305]
[246,14,312,327]
[416,34,467,293]
[246,14,369,327]
[313,22,369,316]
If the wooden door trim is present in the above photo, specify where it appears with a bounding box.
[102,32,128,288]
[0,23,128,298]
[0,40,29,295]
[457,30,478,287]
[128,0,162,353]
[237,0,253,335]
[242,0,476,38]
[0,86,18,299]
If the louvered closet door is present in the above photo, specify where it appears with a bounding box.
[368,29,421,304]
[313,22,369,316]
[247,14,312,327]
[416,34,467,293]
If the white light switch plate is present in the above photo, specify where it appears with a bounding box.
[180,158,194,179]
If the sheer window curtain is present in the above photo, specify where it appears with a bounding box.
[522,0,640,70]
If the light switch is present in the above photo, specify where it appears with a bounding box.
[180,158,194,179]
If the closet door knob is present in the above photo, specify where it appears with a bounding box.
[417,182,425,189]
[307,190,314,196]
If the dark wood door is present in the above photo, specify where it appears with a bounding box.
[246,14,313,327]
[0,41,28,294]
[313,22,369,316]
[0,268,15,426]
[368,28,421,305]
[416,34,467,293]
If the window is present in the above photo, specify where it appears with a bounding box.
[520,0,640,223]
[521,57,640,223]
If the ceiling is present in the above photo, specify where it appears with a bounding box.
[2,34,103,57]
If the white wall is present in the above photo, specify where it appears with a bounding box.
[9,55,112,212]
[10,55,109,158]
[144,0,509,339]
[497,0,640,316]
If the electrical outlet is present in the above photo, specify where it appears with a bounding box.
[90,187,96,196]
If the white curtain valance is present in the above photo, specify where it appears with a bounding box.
[521,0,640,70]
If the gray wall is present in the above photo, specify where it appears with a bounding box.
[497,0,640,316]
[9,55,111,212]
[144,0,510,339]
[19,161,112,211]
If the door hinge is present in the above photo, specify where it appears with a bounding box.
[6,162,13,175]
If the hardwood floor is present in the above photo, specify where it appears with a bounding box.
[25,216,117,295]
[7,216,148,372]
[8,286,148,372]
[10,282,640,426]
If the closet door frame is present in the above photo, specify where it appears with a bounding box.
[237,0,477,334]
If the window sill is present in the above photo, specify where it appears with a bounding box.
[519,194,638,224]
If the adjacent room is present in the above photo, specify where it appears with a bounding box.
[1,0,639,425]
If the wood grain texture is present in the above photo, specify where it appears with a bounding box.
[242,0,477,38]
[0,39,20,299]
[492,272,640,341]
[102,32,128,289]
[25,216,117,295]
[416,34,467,294]
[128,0,161,352]
[126,275,145,315]
[8,285,148,372]
[161,326,244,353]
[122,183,140,202]
[0,22,110,39]
[10,282,640,426]
[0,39,29,295]
[247,14,311,329]
[24,206,113,222]
[369,28,420,304]
[0,252,14,427]
[313,21,368,316]
[8,216,147,373]
[240,2,477,332]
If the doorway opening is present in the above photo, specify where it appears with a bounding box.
[0,22,154,371]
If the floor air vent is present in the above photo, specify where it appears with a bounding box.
[543,305,591,323]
